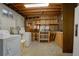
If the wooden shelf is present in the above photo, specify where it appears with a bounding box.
[25,15,62,35]
[35,23,59,25]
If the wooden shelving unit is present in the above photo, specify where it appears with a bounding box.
[32,32,39,41]
[25,15,62,42]
[39,31,50,42]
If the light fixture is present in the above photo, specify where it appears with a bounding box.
[24,3,49,8]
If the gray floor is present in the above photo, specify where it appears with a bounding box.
[21,41,72,56]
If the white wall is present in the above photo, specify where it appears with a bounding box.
[0,4,24,32]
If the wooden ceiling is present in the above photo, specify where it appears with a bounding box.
[5,3,63,18]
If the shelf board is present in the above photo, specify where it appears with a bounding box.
[39,39,48,40]
[35,23,59,25]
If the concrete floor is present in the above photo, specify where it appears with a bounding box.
[21,41,66,56]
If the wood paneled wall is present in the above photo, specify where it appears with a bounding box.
[63,4,77,53]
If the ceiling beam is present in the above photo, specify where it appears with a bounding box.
[15,8,62,13]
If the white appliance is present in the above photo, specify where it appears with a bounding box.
[73,6,79,56]
[23,32,31,47]
[0,30,21,56]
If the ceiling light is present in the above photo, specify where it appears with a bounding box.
[24,3,49,8]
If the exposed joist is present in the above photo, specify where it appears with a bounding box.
[15,9,62,13]
[25,13,61,16]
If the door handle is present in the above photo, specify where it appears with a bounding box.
[75,24,78,36]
